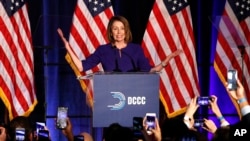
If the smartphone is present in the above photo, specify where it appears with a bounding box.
[15,128,25,141]
[145,113,156,135]
[56,107,68,129]
[133,117,143,131]
[36,122,45,135]
[74,135,84,141]
[197,96,212,106]
[227,69,237,91]
[37,130,50,141]
[133,117,143,138]
[194,119,204,127]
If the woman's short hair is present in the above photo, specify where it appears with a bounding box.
[107,16,133,43]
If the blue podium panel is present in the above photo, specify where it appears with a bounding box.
[93,72,159,127]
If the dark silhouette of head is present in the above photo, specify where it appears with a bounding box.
[103,123,133,141]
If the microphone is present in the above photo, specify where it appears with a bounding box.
[112,45,122,72]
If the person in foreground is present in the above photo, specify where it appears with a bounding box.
[208,79,250,141]
[58,15,182,73]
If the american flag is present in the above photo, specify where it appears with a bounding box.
[141,0,200,117]
[214,0,250,106]
[66,0,114,107]
[0,0,37,120]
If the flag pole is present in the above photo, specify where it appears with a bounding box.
[238,45,245,86]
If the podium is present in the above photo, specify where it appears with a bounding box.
[92,72,160,127]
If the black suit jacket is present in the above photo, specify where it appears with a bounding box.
[229,113,250,141]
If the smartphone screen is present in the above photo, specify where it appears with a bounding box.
[227,70,237,91]
[56,107,68,129]
[197,96,212,106]
[74,135,84,141]
[15,128,25,141]
[194,119,204,127]
[145,113,156,134]
[37,130,50,141]
[36,122,45,135]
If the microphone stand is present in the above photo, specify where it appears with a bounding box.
[238,45,245,85]
[35,46,53,123]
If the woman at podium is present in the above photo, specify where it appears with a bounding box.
[58,16,182,73]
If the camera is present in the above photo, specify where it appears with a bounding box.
[56,107,68,129]
[145,113,156,135]
[197,96,212,105]
[227,69,237,91]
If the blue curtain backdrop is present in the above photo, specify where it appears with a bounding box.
[17,0,239,140]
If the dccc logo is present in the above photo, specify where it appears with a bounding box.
[107,92,146,110]
[107,92,126,110]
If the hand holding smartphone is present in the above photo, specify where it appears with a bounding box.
[56,107,68,129]
[145,113,156,135]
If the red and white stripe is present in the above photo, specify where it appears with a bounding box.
[142,0,200,117]
[0,3,36,120]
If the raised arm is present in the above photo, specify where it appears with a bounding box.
[57,28,84,72]
[226,79,249,116]
[209,95,229,126]
[183,96,199,130]
[61,117,74,141]
[150,49,182,72]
